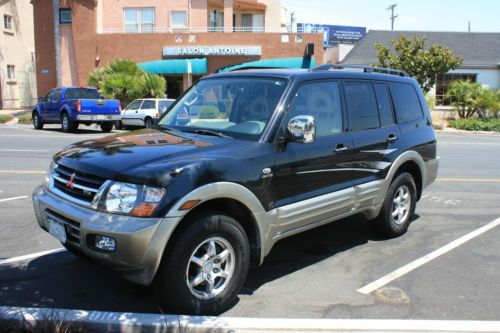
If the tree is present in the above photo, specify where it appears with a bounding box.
[88,59,166,105]
[446,80,499,119]
[376,35,462,93]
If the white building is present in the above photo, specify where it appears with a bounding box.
[0,0,37,109]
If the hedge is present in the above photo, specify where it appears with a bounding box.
[448,118,500,132]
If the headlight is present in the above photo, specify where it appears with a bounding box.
[92,181,166,217]
[45,161,58,187]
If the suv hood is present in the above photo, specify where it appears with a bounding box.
[55,129,241,183]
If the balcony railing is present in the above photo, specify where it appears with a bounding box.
[97,26,323,34]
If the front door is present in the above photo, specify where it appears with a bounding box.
[40,90,55,120]
[270,80,354,234]
[47,89,62,121]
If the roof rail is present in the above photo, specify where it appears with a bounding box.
[313,64,409,77]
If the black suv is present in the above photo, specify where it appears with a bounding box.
[33,65,438,314]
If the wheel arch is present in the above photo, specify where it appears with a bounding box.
[386,150,427,201]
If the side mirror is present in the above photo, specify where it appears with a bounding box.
[287,115,316,144]
[38,97,43,103]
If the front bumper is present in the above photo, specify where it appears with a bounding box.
[77,114,121,122]
[32,185,178,285]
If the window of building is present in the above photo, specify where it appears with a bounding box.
[171,11,187,28]
[435,73,477,106]
[59,9,72,24]
[373,82,395,127]
[124,8,155,33]
[285,81,343,137]
[7,65,15,80]
[209,9,224,31]
[344,81,380,131]
[4,14,13,30]
[389,82,424,124]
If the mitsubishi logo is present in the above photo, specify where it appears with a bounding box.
[66,173,76,189]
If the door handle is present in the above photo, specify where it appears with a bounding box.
[387,134,398,143]
[334,144,349,153]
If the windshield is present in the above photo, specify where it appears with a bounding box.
[158,77,288,141]
[65,88,100,99]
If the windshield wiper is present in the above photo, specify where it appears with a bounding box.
[158,125,180,132]
[194,129,232,139]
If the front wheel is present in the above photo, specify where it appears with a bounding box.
[100,122,113,132]
[154,212,250,315]
[373,172,417,237]
[32,112,44,130]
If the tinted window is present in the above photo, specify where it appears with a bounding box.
[126,100,142,110]
[141,100,156,109]
[344,81,380,131]
[373,83,394,127]
[64,88,100,99]
[44,91,55,102]
[53,89,62,102]
[286,81,343,137]
[159,100,173,113]
[389,82,424,123]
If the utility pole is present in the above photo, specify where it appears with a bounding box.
[387,4,398,31]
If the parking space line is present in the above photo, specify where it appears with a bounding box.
[0,170,45,174]
[436,178,500,182]
[358,217,500,295]
[0,196,28,203]
[0,149,49,152]
[0,248,66,266]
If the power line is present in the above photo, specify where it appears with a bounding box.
[387,4,398,31]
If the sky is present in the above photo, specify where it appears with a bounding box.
[282,0,500,32]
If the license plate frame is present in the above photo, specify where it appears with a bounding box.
[47,216,67,244]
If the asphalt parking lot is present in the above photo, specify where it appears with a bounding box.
[1,124,500,320]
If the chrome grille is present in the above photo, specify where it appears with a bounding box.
[45,209,81,246]
[51,164,105,205]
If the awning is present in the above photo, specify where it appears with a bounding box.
[139,58,208,74]
[234,0,267,10]
[217,57,316,72]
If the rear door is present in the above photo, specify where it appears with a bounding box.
[344,80,402,195]
[270,80,354,234]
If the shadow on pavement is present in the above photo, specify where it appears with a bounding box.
[0,214,419,314]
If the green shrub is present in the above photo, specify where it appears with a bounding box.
[448,118,500,132]
[0,114,14,124]
[198,106,223,119]
[18,114,32,124]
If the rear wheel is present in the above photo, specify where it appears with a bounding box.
[32,112,44,130]
[373,172,417,237]
[144,117,154,129]
[154,212,250,315]
[100,122,113,132]
[61,113,76,133]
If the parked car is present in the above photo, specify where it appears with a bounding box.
[117,98,175,129]
[33,87,121,132]
[33,65,438,315]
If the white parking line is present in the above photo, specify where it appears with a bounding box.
[0,149,49,152]
[358,217,500,295]
[0,196,28,203]
[0,248,66,266]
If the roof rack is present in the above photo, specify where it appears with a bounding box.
[313,64,409,77]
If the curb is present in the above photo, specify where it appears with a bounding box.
[2,306,500,333]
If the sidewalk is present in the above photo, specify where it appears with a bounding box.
[0,107,32,116]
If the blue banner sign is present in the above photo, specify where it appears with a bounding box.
[297,23,366,46]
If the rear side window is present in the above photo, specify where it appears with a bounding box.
[159,100,173,112]
[64,88,100,99]
[141,100,156,109]
[344,81,380,131]
[389,82,424,123]
[373,83,394,127]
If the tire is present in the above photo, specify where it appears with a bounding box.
[154,212,250,315]
[114,120,123,130]
[61,113,75,133]
[373,172,417,237]
[32,111,44,130]
[100,122,113,132]
[144,117,154,129]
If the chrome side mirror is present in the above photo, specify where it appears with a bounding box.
[287,115,316,144]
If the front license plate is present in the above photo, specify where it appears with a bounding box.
[47,217,67,244]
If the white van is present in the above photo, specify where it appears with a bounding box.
[119,98,175,129]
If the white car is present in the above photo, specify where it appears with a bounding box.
[119,98,175,129]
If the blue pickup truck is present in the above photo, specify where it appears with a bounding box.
[33,87,121,132]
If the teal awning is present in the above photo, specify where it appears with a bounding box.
[139,58,208,74]
[218,57,316,72]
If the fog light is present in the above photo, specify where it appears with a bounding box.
[95,235,116,251]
